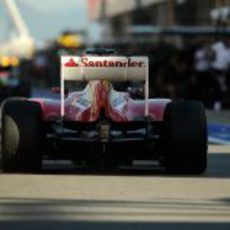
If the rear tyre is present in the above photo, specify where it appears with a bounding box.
[163,101,207,174]
[1,99,43,172]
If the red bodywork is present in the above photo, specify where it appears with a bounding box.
[32,80,170,122]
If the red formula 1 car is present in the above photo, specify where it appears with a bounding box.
[1,50,207,174]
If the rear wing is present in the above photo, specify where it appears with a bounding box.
[60,56,149,118]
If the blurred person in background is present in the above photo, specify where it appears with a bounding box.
[194,39,221,108]
[211,38,230,110]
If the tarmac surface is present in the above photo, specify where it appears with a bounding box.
[0,145,229,230]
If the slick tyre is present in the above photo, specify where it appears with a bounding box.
[1,99,43,172]
[163,101,207,174]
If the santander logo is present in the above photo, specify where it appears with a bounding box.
[64,58,78,67]
[64,57,145,68]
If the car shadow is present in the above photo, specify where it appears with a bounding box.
[38,152,230,179]
[1,153,230,179]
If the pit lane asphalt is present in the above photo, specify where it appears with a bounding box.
[0,145,229,230]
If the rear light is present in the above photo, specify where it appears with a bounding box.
[97,121,110,142]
